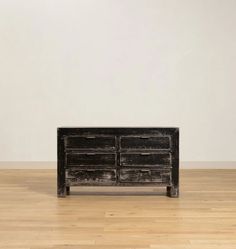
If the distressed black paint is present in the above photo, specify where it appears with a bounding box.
[57,130,66,197]
[66,135,116,150]
[66,152,116,167]
[120,152,171,166]
[57,127,179,198]
[120,136,170,150]
[120,169,171,183]
[67,168,117,185]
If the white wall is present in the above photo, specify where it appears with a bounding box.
[0,0,235,162]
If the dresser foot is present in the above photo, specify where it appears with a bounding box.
[57,187,66,198]
[167,186,179,198]
[66,186,70,195]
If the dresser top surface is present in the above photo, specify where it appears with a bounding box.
[58,127,179,136]
[58,127,179,129]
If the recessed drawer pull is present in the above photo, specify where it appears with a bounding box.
[140,170,150,173]
[86,169,95,172]
[86,136,96,139]
[86,153,96,156]
[140,136,150,139]
[140,153,151,156]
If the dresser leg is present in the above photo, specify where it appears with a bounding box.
[57,186,66,198]
[66,186,70,195]
[167,186,179,198]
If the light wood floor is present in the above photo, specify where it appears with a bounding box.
[0,170,236,249]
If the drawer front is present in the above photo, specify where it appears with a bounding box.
[120,169,171,183]
[66,153,116,167]
[65,136,116,150]
[120,152,171,167]
[67,169,117,184]
[120,136,170,150]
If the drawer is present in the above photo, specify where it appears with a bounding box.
[66,153,116,167]
[120,152,171,167]
[120,169,171,183]
[67,169,117,184]
[65,135,116,150]
[120,136,170,150]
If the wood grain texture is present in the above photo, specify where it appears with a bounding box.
[0,169,236,248]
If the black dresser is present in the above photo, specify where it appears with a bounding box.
[57,127,179,198]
